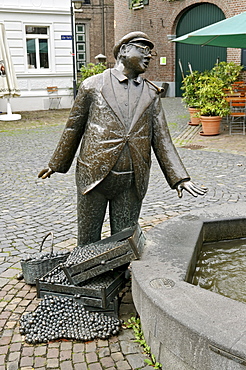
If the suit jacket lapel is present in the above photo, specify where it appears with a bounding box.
[129,80,155,131]
[101,69,125,126]
[101,69,156,131]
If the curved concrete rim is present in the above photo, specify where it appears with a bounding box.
[132,203,246,370]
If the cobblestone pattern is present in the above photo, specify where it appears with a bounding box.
[0,98,246,369]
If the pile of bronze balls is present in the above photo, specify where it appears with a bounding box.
[19,295,121,344]
[64,241,120,268]
[21,250,67,263]
[40,265,71,285]
[41,266,115,287]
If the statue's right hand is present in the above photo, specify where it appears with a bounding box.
[38,168,54,179]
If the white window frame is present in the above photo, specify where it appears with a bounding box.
[25,25,51,72]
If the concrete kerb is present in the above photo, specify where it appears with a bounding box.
[132,203,246,370]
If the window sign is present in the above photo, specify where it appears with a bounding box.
[160,57,167,65]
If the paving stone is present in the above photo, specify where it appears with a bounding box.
[11,334,22,342]
[34,356,46,368]
[34,346,47,356]
[47,347,59,358]
[22,346,34,357]
[60,341,72,351]
[109,342,121,353]
[100,356,115,368]
[85,341,97,353]
[86,351,98,363]
[0,346,8,355]
[20,356,33,367]
[73,342,85,352]
[46,358,59,368]
[74,363,87,370]
[0,355,5,366]
[98,347,110,358]
[72,352,85,363]
[9,342,21,352]
[125,353,147,369]
[114,360,131,369]
[88,363,103,370]
[60,350,71,361]
[6,362,19,370]
[0,336,11,345]
[111,352,124,362]
[0,278,10,288]
[60,360,73,370]
[120,340,141,355]
[97,339,109,347]
[8,351,20,362]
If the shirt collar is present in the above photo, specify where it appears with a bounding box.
[111,68,142,85]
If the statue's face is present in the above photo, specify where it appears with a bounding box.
[121,42,152,74]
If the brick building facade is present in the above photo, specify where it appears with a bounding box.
[114,0,246,96]
[74,0,115,69]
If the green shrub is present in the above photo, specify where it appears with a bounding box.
[210,61,243,88]
[78,62,106,86]
[197,74,230,117]
[181,70,203,108]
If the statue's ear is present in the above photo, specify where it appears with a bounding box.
[120,44,127,56]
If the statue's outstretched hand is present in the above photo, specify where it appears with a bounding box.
[38,168,54,179]
[176,180,207,198]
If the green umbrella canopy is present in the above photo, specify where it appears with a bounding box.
[172,12,246,48]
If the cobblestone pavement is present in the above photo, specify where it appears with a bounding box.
[0,98,246,370]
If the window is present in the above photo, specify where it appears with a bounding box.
[25,26,49,70]
[241,49,246,71]
[76,24,87,71]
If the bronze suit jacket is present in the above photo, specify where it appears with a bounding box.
[49,69,190,200]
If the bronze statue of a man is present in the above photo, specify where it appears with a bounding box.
[39,31,206,246]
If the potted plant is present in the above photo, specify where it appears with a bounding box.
[210,61,243,88]
[197,74,230,136]
[181,71,202,126]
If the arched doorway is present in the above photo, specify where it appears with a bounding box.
[175,3,226,96]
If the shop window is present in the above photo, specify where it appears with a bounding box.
[25,26,49,70]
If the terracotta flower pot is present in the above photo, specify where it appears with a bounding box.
[188,107,201,126]
[200,116,222,136]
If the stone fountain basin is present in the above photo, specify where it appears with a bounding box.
[132,203,246,370]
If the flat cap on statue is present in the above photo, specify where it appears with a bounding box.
[113,31,154,59]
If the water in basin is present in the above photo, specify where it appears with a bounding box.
[192,238,246,303]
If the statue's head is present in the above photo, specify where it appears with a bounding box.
[113,31,155,74]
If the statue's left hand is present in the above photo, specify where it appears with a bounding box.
[176,180,207,198]
[38,168,54,179]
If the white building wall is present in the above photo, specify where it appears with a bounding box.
[0,0,74,112]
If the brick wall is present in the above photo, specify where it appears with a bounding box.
[114,0,246,82]
[75,0,115,67]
